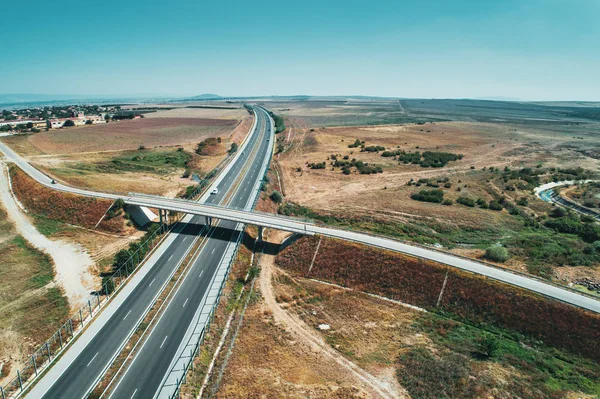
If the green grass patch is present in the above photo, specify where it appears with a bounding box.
[65,149,192,175]
[407,313,600,398]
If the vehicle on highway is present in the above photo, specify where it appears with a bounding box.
[210,188,219,195]
[51,179,56,184]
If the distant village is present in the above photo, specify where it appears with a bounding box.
[0,104,144,132]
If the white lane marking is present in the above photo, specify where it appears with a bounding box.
[183,236,188,241]
[168,255,173,262]
[87,352,99,367]
[183,298,189,308]
[130,389,138,399]
[123,309,132,320]
[199,270,204,278]
[220,231,224,236]
[149,278,155,287]
[211,248,215,254]
[160,336,168,349]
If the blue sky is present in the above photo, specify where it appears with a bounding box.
[1,0,598,100]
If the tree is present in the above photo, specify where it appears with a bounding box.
[101,277,115,295]
[26,122,34,129]
[113,249,132,272]
[85,119,93,125]
[229,142,238,154]
[63,119,75,127]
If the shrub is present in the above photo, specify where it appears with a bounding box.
[478,334,499,358]
[489,201,503,211]
[484,244,510,262]
[348,139,363,148]
[63,119,75,127]
[442,199,453,206]
[308,162,326,170]
[411,189,444,203]
[270,190,283,203]
[228,142,238,154]
[363,145,385,152]
[456,197,475,207]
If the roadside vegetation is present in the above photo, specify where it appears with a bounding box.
[268,111,286,133]
[276,237,600,387]
[64,148,193,175]
[9,165,127,233]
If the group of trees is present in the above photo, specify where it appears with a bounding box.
[544,208,600,243]
[268,111,286,133]
[411,189,445,203]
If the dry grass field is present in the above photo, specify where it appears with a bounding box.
[0,204,69,382]
[0,108,253,196]
[267,100,600,284]
[29,117,238,154]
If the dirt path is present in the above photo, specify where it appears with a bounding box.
[259,231,406,399]
[0,162,96,308]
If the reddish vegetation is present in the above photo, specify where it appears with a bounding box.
[9,166,124,233]
[276,236,600,362]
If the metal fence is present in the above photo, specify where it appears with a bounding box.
[0,219,174,399]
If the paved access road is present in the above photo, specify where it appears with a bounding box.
[19,106,272,399]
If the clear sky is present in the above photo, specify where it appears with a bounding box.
[1,0,598,101]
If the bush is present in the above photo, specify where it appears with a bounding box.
[478,334,499,358]
[484,244,510,262]
[456,196,475,207]
[270,190,283,203]
[308,162,326,169]
[549,207,567,218]
[489,201,503,211]
[63,119,75,127]
[228,142,238,154]
[411,189,444,203]
[442,199,453,206]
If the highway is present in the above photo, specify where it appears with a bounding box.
[108,108,272,398]
[0,106,599,397]
[19,106,273,398]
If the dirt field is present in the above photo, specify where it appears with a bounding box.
[273,113,600,282]
[1,112,253,196]
[213,232,600,399]
[28,117,238,154]
[142,107,247,120]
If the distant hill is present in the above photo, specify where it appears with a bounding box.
[189,94,223,100]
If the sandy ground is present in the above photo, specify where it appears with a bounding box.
[0,162,96,307]
[258,231,405,399]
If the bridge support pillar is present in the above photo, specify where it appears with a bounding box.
[257,226,264,243]
[205,216,212,226]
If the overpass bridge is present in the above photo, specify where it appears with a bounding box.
[1,130,599,316]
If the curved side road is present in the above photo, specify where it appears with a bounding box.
[535,180,600,221]
[1,124,599,315]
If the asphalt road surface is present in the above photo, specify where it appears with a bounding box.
[22,106,272,399]
[109,107,272,398]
